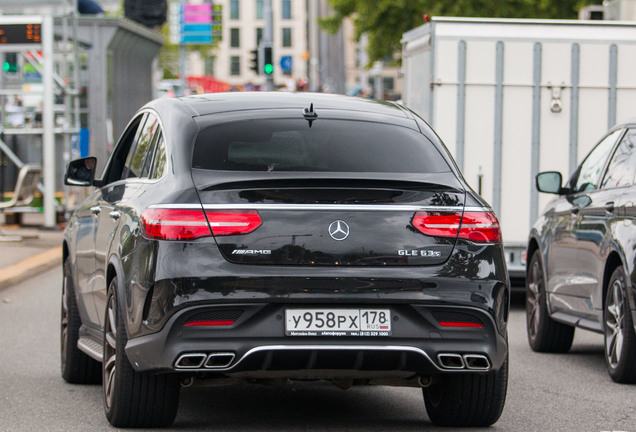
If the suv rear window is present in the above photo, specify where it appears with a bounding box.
[192,119,450,173]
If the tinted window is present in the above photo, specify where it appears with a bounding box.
[123,113,157,179]
[192,119,450,173]
[572,129,622,192]
[601,129,636,189]
[151,133,167,179]
[102,115,143,184]
[141,127,161,178]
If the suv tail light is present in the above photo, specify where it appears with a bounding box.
[142,208,212,240]
[204,210,262,236]
[412,211,501,243]
[142,208,262,240]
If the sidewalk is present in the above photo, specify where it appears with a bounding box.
[0,212,64,292]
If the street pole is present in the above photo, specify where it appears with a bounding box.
[42,12,56,228]
[264,0,274,91]
[308,0,319,91]
[372,61,384,100]
[179,0,186,95]
[359,33,369,94]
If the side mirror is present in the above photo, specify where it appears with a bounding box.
[536,171,563,194]
[65,157,97,187]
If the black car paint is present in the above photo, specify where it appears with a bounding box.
[64,93,509,378]
[528,122,636,334]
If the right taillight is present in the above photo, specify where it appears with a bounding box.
[412,211,501,243]
[204,210,262,236]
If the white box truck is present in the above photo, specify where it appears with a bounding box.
[401,17,636,280]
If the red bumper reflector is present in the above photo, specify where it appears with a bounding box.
[438,321,484,328]
[184,320,236,327]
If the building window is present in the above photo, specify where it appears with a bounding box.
[230,56,240,75]
[256,0,263,19]
[256,27,263,46]
[204,57,215,76]
[282,28,292,47]
[230,0,240,19]
[282,0,291,19]
[383,77,395,91]
[230,28,240,48]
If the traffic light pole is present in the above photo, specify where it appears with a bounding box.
[263,0,274,91]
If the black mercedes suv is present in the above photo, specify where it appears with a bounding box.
[61,92,509,427]
[527,119,636,383]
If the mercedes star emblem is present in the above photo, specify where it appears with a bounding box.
[328,220,350,241]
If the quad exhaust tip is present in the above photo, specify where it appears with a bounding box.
[175,352,235,370]
[205,353,236,369]
[437,353,490,370]
[463,354,490,370]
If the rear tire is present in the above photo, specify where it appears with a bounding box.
[526,252,574,353]
[61,258,101,384]
[423,354,508,427]
[603,266,636,383]
[103,277,180,428]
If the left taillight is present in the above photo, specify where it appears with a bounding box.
[141,208,212,240]
[141,208,263,240]
[412,210,501,243]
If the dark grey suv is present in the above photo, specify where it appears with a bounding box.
[527,119,636,383]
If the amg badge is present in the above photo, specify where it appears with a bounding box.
[232,249,272,255]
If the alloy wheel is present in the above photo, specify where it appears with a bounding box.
[60,271,69,369]
[605,278,625,369]
[103,292,118,410]
[526,257,542,339]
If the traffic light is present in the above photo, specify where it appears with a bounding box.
[249,49,259,74]
[3,53,19,74]
[263,45,273,75]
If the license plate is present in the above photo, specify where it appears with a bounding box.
[285,309,391,336]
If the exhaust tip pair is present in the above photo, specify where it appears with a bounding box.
[175,352,236,370]
[437,353,490,370]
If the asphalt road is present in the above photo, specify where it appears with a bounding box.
[1,267,635,432]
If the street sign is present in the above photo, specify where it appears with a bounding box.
[280,56,292,73]
[0,16,43,52]
[182,3,212,44]
[169,2,222,45]
[0,24,42,45]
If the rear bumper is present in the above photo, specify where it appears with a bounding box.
[504,243,527,280]
[125,302,509,377]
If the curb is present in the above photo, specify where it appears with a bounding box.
[0,246,62,292]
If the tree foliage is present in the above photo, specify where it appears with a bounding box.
[320,0,598,64]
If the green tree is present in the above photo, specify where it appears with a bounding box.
[320,0,598,65]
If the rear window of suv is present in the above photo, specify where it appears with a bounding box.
[192,119,450,173]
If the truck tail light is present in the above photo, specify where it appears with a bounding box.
[412,211,501,243]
